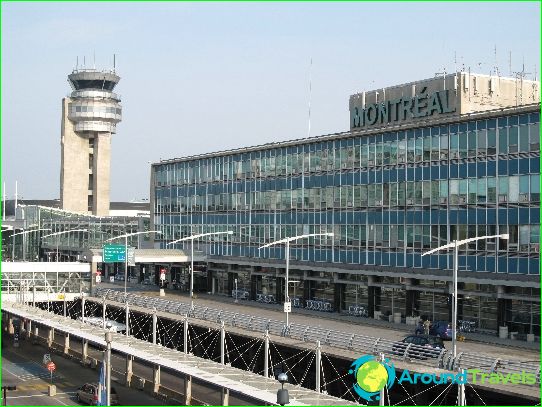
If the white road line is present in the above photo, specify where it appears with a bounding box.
[1,364,26,381]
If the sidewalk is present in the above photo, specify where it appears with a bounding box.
[98,281,540,353]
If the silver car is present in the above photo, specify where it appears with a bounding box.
[76,383,119,405]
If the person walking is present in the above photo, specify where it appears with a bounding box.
[423,319,431,335]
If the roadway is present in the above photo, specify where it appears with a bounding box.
[97,281,539,363]
[1,333,167,406]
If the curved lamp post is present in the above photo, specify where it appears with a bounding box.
[167,231,233,310]
[421,233,509,364]
[258,232,334,327]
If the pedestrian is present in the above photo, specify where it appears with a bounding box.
[423,319,431,335]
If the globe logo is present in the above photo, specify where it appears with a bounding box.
[349,355,396,402]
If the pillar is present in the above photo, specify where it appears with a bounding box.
[334,282,343,313]
[33,326,39,344]
[90,261,98,295]
[82,340,88,362]
[220,321,226,365]
[125,355,133,386]
[184,314,189,354]
[64,333,70,355]
[368,277,381,319]
[315,340,321,393]
[275,274,283,304]
[8,316,14,334]
[207,269,214,293]
[26,319,32,339]
[221,388,230,406]
[405,279,419,317]
[47,328,54,348]
[250,274,258,301]
[184,375,192,405]
[263,330,269,378]
[153,365,161,393]
[152,309,157,345]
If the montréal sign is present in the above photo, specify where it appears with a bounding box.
[351,87,456,128]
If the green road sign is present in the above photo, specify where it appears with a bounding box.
[103,244,126,263]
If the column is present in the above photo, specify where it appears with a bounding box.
[334,282,343,314]
[184,375,192,405]
[48,328,54,348]
[64,333,70,355]
[125,355,133,386]
[250,274,258,301]
[368,276,381,318]
[275,274,283,304]
[153,365,161,393]
[221,388,230,406]
[405,278,419,317]
[82,340,88,363]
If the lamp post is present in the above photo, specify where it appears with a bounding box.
[11,228,52,261]
[258,233,334,327]
[167,231,234,310]
[41,229,89,262]
[104,332,112,406]
[421,233,509,364]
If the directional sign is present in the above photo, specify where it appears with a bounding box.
[43,354,51,365]
[47,362,56,372]
[103,244,126,263]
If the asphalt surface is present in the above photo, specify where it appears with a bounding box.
[1,334,167,406]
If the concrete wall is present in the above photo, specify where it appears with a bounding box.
[60,98,113,217]
[60,98,90,213]
[92,132,111,216]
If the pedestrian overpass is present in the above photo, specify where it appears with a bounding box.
[2,300,356,406]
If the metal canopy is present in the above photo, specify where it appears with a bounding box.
[2,301,356,406]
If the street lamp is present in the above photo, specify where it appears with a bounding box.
[104,231,163,298]
[104,331,112,406]
[41,229,89,262]
[11,228,52,261]
[167,231,234,310]
[258,232,334,327]
[421,233,509,364]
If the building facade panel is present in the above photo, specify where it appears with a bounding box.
[151,74,540,335]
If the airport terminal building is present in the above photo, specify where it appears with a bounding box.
[151,73,540,336]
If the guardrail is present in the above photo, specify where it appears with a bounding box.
[93,288,540,383]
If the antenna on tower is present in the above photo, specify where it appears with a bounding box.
[113,54,116,73]
[93,51,96,69]
[307,57,313,139]
[83,56,86,68]
[76,56,79,71]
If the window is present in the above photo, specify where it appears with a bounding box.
[530,122,540,151]
[498,128,508,154]
[509,127,518,153]
[487,177,497,203]
[487,129,497,154]
[530,175,540,201]
[498,177,509,202]
[519,126,529,152]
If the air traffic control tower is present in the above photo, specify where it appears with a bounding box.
[60,66,122,216]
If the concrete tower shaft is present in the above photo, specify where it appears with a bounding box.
[60,68,122,216]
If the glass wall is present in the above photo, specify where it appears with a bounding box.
[153,111,540,275]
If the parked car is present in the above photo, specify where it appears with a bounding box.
[392,335,445,360]
[430,321,453,340]
[76,383,119,405]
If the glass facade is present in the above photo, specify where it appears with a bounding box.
[153,111,540,275]
[5,206,148,262]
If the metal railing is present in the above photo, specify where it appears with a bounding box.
[93,288,540,383]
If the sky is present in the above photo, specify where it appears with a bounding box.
[2,2,540,201]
